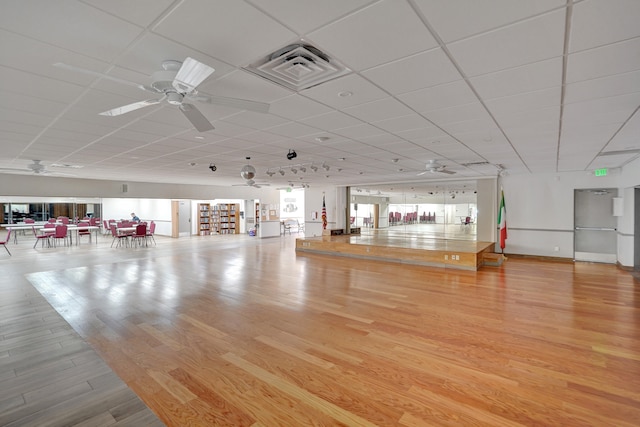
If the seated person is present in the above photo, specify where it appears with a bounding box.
[130,212,140,222]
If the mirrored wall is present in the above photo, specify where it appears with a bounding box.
[349,181,478,240]
[0,196,102,224]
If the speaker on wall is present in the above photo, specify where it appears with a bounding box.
[122,184,128,193]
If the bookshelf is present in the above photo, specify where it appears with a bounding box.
[197,203,211,236]
[213,203,240,234]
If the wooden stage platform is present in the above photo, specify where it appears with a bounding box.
[295,232,497,270]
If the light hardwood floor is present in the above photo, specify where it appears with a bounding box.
[1,231,639,426]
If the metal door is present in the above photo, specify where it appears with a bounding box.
[574,189,617,263]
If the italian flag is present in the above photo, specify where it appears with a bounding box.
[498,189,507,250]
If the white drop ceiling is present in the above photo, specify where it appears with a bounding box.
[0,0,639,191]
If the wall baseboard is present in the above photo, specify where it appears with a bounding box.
[505,253,574,263]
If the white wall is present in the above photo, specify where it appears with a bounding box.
[304,186,336,237]
[102,198,173,236]
[500,170,638,265]
[3,166,638,266]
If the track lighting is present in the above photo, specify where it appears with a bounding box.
[322,162,330,171]
[278,169,285,176]
[291,167,297,174]
[266,170,275,177]
[299,166,306,173]
[286,149,297,160]
[310,165,318,172]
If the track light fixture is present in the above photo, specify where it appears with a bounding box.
[322,162,330,171]
[310,164,318,172]
[299,166,306,173]
[286,149,297,160]
[291,167,297,174]
[209,163,217,172]
[266,170,275,177]
[278,169,285,176]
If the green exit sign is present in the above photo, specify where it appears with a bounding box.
[594,168,608,177]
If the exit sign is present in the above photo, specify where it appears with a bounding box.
[594,168,608,176]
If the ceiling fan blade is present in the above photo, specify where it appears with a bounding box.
[99,97,165,116]
[54,62,150,92]
[195,92,270,113]
[439,169,456,175]
[416,171,428,176]
[173,57,215,93]
[179,103,214,132]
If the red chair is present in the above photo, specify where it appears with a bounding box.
[1,229,11,256]
[24,218,35,224]
[146,221,156,246]
[77,221,92,244]
[110,224,128,248]
[131,223,147,246]
[102,219,110,235]
[33,226,52,248]
[52,225,69,247]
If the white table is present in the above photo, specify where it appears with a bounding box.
[1,224,100,245]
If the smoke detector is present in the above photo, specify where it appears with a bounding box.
[245,41,351,91]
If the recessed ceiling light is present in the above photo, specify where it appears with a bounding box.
[338,91,353,97]
[315,136,330,142]
[194,136,204,140]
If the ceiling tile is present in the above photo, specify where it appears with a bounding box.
[153,0,296,66]
[414,0,565,43]
[299,111,363,131]
[563,92,640,127]
[246,0,376,34]
[570,0,640,53]
[564,69,640,104]
[447,10,565,77]
[362,48,461,95]
[372,114,436,134]
[424,102,494,127]
[342,98,415,123]
[398,80,476,112]
[486,87,561,117]
[0,2,143,61]
[308,0,437,70]
[566,37,640,83]
[301,74,389,109]
[470,57,562,100]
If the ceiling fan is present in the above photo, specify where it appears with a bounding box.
[54,58,270,132]
[233,179,271,188]
[417,160,456,175]
[0,160,75,176]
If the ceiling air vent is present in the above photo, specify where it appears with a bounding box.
[244,41,351,91]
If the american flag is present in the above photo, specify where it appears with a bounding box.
[321,195,327,230]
